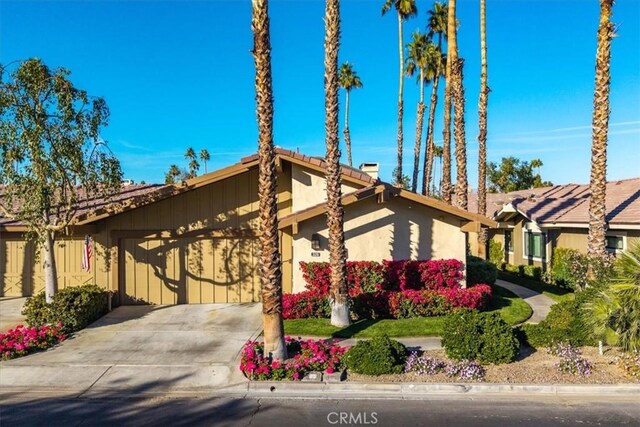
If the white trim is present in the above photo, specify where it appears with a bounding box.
[605,231,627,254]
[540,222,640,230]
[522,225,547,261]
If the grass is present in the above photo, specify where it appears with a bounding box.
[498,270,575,303]
[283,285,532,338]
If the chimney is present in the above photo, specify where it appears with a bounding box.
[359,162,379,180]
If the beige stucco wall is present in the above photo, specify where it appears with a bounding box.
[291,164,363,212]
[291,196,467,293]
[555,228,640,254]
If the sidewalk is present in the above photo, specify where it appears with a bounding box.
[494,279,555,324]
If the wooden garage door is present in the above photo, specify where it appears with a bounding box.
[122,237,260,304]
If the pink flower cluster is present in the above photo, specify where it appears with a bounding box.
[239,337,348,381]
[0,323,66,360]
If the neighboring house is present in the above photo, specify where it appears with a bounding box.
[467,178,640,269]
[0,148,494,303]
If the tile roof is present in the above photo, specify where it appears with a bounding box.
[466,178,640,226]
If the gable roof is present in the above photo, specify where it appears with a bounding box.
[466,178,640,228]
[279,183,497,229]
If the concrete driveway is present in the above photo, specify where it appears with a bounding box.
[0,297,28,333]
[0,303,262,393]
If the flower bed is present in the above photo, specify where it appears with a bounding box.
[285,260,492,320]
[0,323,66,360]
[239,337,348,381]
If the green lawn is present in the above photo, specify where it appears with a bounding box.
[497,271,575,303]
[283,285,532,338]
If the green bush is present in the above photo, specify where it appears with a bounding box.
[23,284,109,334]
[478,312,520,364]
[520,300,594,348]
[345,335,407,375]
[551,247,577,288]
[488,239,504,266]
[504,264,519,274]
[441,309,482,361]
[522,265,542,281]
[442,309,519,364]
[466,256,498,285]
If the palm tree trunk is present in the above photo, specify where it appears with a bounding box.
[395,12,405,187]
[344,90,353,166]
[43,230,58,304]
[477,0,489,258]
[422,72,440,196]
[325,0,350,327]
[587,0,614,261]
[442,21,453,204]
[252,0,286,360]
[411,70,425,193]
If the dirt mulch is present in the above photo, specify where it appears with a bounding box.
[347,346,638,384]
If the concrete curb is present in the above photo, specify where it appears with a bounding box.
[217,381,640,399]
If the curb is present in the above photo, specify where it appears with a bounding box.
[218,381,640,399]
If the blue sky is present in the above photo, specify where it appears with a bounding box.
[1,0,639,187]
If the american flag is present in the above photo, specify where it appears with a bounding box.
[81,235,92,272]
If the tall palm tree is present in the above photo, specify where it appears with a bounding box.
[184,147,199,178]
[251,0,286,360]
[432,144,444,195]
[405,31,430,193]
[325,0,350,327]
[423,1,448,196]
[382,0,418,187]
[587,0,615,261]
[199,149,210,174]
[448,0,468,210]
[477,0,489,257]
[338,62,363,167]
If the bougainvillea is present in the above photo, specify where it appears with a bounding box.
[282,291,330,319]
[0,323,66,360]
[239,337,348,381]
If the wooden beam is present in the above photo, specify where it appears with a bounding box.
[461,221,482,233]
[0,224,97,235]
[292,222,299,235]
[110,228,260,240]
[281,155,372,186]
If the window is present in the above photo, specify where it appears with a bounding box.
[524,231,546,259]
[505,231,513,253]
[606,235,624,252]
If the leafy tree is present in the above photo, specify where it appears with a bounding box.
[338,62,363,167]
[391,167,411,190]
[199,149,210,174]
[487,157,552,193]
[0,58,122,303]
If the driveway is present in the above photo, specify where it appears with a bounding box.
[0,303,262,393]
[0,297,28,333]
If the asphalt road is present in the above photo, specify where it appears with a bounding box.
[1,394,639,427]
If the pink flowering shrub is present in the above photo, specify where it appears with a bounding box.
[282,291,330,319]
[239,337,348,381]
[0,323,66,360]
[419,259,465,290]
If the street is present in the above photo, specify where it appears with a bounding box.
[1,393,638,427]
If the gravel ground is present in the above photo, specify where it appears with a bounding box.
[348,346,638,384]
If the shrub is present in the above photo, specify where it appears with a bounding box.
[504,264,519,274]
[442,310,518,364]
[438,284,493,311]
[282,291,330,320]
[441,309,482,361]
[388,290,453,319]
[466,256,497,285]
[0,323,66,360]
[522,265,542,281]
[488,239,504,267]
[477,312,519,364]
[345,335,407,375]
[23,285,109,334]
[551,247,577,288]
[350,291,391,320]
[520,300,594,348]
[418,259,465,290]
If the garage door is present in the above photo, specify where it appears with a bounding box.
[121,237,260,305]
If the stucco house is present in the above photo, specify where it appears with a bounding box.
[1,148,494,304]
[467,178,640,269]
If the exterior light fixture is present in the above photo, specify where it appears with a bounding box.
[311,233,321,251]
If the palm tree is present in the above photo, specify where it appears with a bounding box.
[164,164,181,184]
[325,0,350,327]
[251,0,286,360]
[432,144,443,195]
[422,1,448,196]
[477,0,489,257]
[199,149,210,174]
[405,31,430,193]
[587,0,615,262]
[338,62,363,167]
[184,147,200,178]
[382,0,418,187]
[447,0,468,210]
